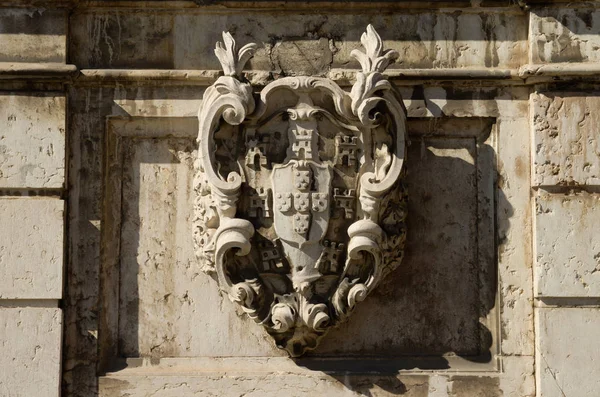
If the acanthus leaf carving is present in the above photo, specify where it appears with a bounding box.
[194,25,408,356]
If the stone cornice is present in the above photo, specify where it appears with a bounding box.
[3,63,600,85]
[0,63,77,79]
[0,0,594,10]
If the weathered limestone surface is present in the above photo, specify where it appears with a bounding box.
[532,92,600,186]
[70,11,527,71]
[0,93,66,189]
[535,191,600,298]
[0,198,64,299]
[536,308,600,397]
[0,308,62,397]
[530,9,600,64]
[0,9,66,63]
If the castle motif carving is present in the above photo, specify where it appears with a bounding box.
[194,25,408,356]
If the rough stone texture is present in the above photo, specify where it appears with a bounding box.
[532,92,600,186]
[536,308,600,397]
[70,11,527,70]
[0,308,62,397]
[530,8,600,64]
[535,191,600,298]
[0,9,66,63]
[0,93,66,188]
[0,198,64,299]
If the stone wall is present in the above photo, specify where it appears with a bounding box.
[0,1,598,396]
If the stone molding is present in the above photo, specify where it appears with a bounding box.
[18,64,600,85]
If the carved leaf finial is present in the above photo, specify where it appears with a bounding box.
[349,25,400,122]
[214,31,258,77]
[351,24,399,74]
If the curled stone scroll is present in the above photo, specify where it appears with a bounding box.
[194,25,408,356]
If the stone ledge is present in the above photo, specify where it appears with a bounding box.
[0,62,77,79]
[72,64,600,85]
[3,63,600,84]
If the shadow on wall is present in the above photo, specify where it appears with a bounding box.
[295,118,513,396]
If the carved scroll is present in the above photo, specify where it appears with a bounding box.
[194,25,407,356]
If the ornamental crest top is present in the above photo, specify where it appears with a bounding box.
[194,25,408,356]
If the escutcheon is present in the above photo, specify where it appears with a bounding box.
[194,25,408,356]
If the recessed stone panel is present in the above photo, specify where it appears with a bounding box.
[106,118,496,359]
[0,93,66,189]
[0,308,62,397]
[0,198,64,299]
[535,191,600,298]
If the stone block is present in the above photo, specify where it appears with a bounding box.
[0,9,66,63]
[70,11,174,68]
[536,308,600,397]
[535,192,600,298]
[0,93,65,188]
[532,92,600,186]
[530,9,600,64]
[0,308,62,397]
[71,11,526,70]
[0,198,64,299]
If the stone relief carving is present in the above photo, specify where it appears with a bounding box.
[194,25,408,356]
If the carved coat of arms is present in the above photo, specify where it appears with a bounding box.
[194,25,407,356]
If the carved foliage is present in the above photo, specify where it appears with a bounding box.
[194,26,407,356]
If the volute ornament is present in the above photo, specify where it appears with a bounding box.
[194,26,408,356]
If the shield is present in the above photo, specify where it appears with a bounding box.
[271,161,331,246]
